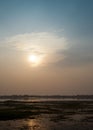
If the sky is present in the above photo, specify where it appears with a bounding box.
[0,0,93,95]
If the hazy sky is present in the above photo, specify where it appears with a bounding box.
[0,0,93,95]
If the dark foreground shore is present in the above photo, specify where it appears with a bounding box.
[0,100,93,130]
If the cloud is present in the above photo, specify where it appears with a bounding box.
[1,32,93,68]
[4,32,67,52]
[2,32,68,66]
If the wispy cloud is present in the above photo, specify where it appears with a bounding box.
[2,32,68,66]
[1,32,93,68]
[4,32,67,52]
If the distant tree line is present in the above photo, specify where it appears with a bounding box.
[0,95,93,99]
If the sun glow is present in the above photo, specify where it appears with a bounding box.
[28,54,42,67]
[28,55,38,63]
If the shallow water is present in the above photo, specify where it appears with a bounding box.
[0,116,93,130]
[0,97,93,102]
[0,100,93,130]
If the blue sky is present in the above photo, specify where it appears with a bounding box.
[0,0,93,95]
[0,0,93,38]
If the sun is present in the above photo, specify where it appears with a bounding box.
[28,55,38,63]
[28,54,42,67]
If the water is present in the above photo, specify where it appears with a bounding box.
[0,116,93,130]
[0,97,93,130]
[0,97,93,102]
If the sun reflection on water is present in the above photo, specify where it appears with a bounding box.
[28,119,40,129]
[27,118,50,130]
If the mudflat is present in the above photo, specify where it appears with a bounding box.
[0,100,93,130]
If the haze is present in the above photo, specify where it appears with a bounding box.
[0,0,93,95]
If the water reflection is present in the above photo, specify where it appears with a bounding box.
[0,99,93,130]
[0,118,50,130]
[28,119,40,130]
[0,116,93,130]
[27,118,51,130]
[19,118,51,130]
